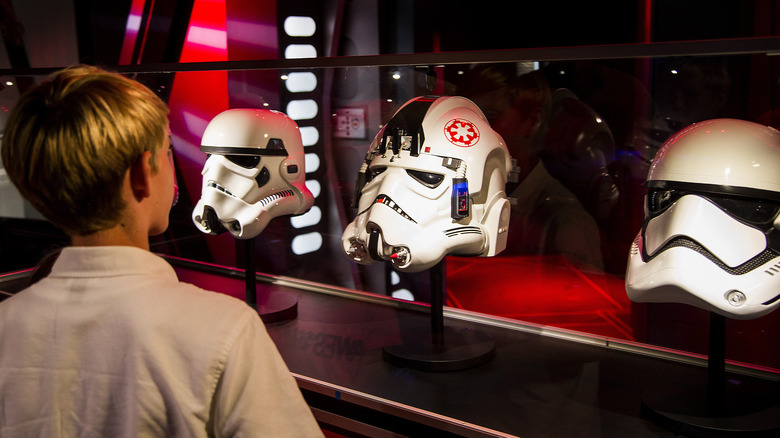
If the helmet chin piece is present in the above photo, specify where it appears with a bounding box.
[627,233,780,320]
[342,96,511,272]
[626,118,780,319]
[193,187,264,239]
[192,109,314,239]
[192,205,228,235]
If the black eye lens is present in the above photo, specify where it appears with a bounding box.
[226,155,260,168]
[648,188,780,226]
[406,169,444,188]
[647,189,681,215]
[708,196,780,226]
[368,166,386,182]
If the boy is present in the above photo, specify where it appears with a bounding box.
[0,65,323,437]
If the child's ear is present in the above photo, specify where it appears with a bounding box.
[129,150,153,201]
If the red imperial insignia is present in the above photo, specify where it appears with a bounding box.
[444,118,480,147]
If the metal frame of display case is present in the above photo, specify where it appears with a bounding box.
[0,37,778,77]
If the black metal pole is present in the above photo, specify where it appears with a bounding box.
[430,260,445,345]
[707,311,726,415]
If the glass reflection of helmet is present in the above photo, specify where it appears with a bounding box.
[192,108,314,239]
[626,118,780,319]
[536,89,618,220]
[341,96,512,273]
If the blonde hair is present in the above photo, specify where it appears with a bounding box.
[1,65,169,236]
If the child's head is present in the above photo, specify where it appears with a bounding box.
[1,65,170,236]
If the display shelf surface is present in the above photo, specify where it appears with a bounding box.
[172,261,780,437]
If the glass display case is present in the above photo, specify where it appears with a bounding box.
[2,37,780,436]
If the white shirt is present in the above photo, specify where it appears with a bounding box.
[0,246,323,437]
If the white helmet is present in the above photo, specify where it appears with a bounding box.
[626,118,780,319]
[192,108,314,239]
[341,96,512,273]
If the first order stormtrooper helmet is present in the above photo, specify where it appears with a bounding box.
[341,96,512,273]
[626,118,780,319]
[192,108,314,239]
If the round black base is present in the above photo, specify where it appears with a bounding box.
[641,391,780,437]
[382,325,495,372]
[254,292,298,324]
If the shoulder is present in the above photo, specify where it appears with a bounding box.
[157,280,258,325]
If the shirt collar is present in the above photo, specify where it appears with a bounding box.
[49,246,177,280]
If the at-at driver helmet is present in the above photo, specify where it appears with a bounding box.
[341,96,512,272]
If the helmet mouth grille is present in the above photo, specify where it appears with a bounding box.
[644,235,779,276]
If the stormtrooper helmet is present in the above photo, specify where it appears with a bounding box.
[192,108,314,239]
[626,118,780,319]
[341,96,512,273]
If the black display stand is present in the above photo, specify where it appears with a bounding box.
[243,239,298,324]
[382,260,496,372]
[640,312,780,436]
